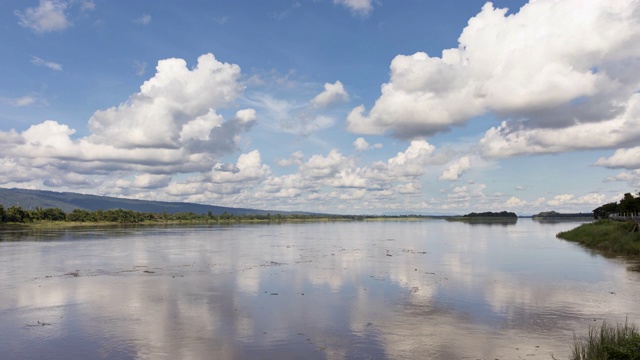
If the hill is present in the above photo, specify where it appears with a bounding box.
[0,187,292,215]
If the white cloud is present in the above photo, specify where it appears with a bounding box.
[347,0,640,146]
[546,193,606,208]
[0,53,255,188]
[30,56,63,71]
[88,53,247,149]
[276,151,304,167]
[16,0,70,33]
[133,60,147,76]
[334,0,373,16]
[135,14,151,25]
[387,140,436,178]
[397,182,422,194]
[353,137,369,151]
[79,1,95,12]
[300,149,347,179]
[438,156,471,181]
[207,150,271,184]
[595,147,640,170]
[505,196,527,208]
[178,110,223,142]
[605,170,640,189]
[252,90,337,136]
[214,16,229,25]
[446,184,488,203]
[1,96,37,107]
[114,174,172,191]
[159,150,271,199]
[311,81,349,108]
[481,94,640,158]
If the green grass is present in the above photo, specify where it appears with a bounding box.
[567,320,640,360]
[556,220,640,255]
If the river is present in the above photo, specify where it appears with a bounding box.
[1,219,639,359]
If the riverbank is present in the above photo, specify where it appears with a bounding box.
[567,320,640,360]
[556,219,640,255]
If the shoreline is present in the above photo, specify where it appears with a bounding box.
[556,219,640,256]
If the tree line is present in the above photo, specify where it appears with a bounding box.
[593,192,640,219]
[0,205,370,224]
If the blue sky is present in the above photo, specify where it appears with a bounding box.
[1,0,639,215]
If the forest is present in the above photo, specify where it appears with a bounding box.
[592,192,640,219]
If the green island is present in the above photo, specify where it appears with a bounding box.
[532,211,593,222]
[556,192,640,256]
[445,211,518,224]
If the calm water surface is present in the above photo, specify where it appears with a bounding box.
[1,219,639,359]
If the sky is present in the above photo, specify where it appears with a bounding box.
[1,0,639,215]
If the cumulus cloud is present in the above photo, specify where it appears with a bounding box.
[88,53,246,149]
[311,81,349,108]
[334,0,373,16]
[595,147,640,170]
[397,182,422,194]
[30,56,62,71]
[276,151,304,167]
[114,174,172,191]
[207,150,271,184]
[238,141,445,211]
[546,193,606,208]
[438,156,471,181]
[16,0,70,33]
[505,196,527,208]
[0,53,255,191]
[347,0,640,152]
[353,137,369,151]
[481,94,640,158]
[300,149,347,179]
[387,140,436,178]
[160,150,271,199]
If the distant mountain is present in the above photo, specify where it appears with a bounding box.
[0,187,295,215]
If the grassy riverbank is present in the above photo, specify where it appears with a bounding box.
[566,320,640,360]
[556,220,640,255]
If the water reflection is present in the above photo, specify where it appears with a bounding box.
[1,220,639,359]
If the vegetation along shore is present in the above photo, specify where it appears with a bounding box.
[557,192,640,256]
[563,320,640,360]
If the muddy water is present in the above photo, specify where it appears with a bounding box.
[1,219,639,359]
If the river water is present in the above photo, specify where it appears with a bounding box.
[1,219,639,359]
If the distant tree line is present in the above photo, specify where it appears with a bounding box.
[0,205,373,224]
[593,192,640,219]
[462,211,517,218]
